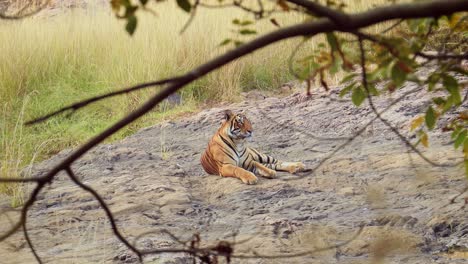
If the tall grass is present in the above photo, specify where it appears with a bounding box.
[0,1,392,205]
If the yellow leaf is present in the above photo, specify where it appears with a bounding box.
[410,116,424,131]
[277,0,290,11]
[463,140,468,158]
[460,110,468,120]
[450,13,468,32]
[421,132,429,148]
[110,0,121,13]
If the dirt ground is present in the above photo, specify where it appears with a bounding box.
[1,81,467,264]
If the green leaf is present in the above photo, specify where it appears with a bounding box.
[443,75,461,105]
[367,84,379,96]
[454,130,467,149]
[219,39,232,46]
[125,15,137,36]
[367,68,383,82]
[234,40,244,47]
[425,106,436,130]
[330,55,342,75]
[391,61,407,87]
[239,29,257,35]
[443,96,454,112]
[432,97,445,106]
[340,73,356,84]
[406,73,420,84]
[351,86,366,106]
[451,127,461,140]
[233,19,253,26]
[339,82,355,97]
[176,0,191,13]
[427,73,439,91]
[326,33,339,53]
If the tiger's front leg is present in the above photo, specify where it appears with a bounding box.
[252,161,277,179]
[249,148,305,174]
[220,164,258,185]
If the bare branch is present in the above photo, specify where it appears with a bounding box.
[18,182,46,261]
[0,177,44,183]
[23,214,41,263]
[64,167,143,261]
[199,0,280,19]
[286,0,350,26]
[2,0,467,262]
[25,76,186,125]
[415,52,468,60]
[180,0,200,34]
[381,19,404,33]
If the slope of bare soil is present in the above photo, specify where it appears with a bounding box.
[1,81,467,264]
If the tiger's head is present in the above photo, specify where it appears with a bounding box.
[222,110,253,140]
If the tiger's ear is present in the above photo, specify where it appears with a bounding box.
[224,110,234,120]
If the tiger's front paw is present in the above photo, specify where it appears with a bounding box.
[286,162,305,174]
[240,173,258,185]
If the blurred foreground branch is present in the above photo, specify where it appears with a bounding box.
[1,0,467,263]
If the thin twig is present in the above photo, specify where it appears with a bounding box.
[23,214,41,263]
[288,38,310,80]
[381,19,404,33]
[20,182,46,263]
[449,186,468,204]
[286,0,350,26]
[415,52,468,60]
[180,0,199,34]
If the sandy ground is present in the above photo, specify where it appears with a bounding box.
[1,81,467,264]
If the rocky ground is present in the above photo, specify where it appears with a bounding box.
[1,80,467,264]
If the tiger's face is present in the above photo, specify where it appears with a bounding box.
[224,110,253,140]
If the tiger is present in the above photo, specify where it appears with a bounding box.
[200,110,305,184]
